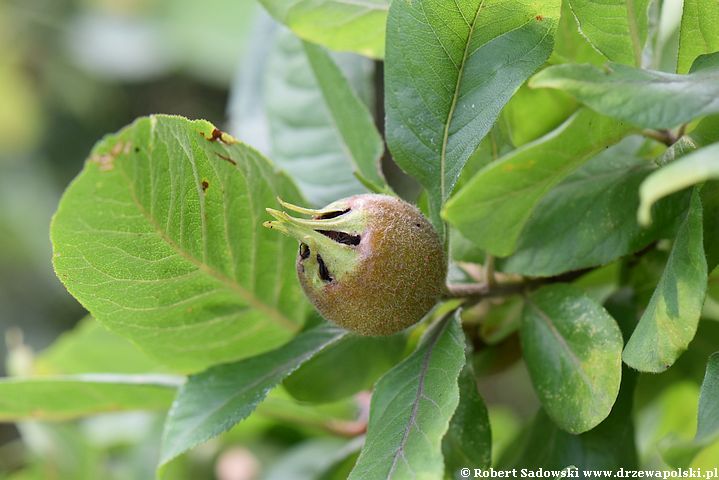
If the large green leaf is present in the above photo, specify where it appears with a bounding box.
[521,284,623,434]
[0,375,179,421]
[283,333,406,403]
[566,0,650,66]
[502,138,688,276]
[530,62,719,129]
[677,0,719,74]
[444,109,629,257]
[443,363,491,477]
[51,115,308,372]
[265,30,373,206]
[259,0,388,58]
[348,313,466,479]
[385,0,560,236]
[624,190,707,373]
[158,324,346,469]
[638,143,719,226]
[302,41,387,193]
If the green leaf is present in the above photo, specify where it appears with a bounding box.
[690,114,719,148]
[264,438,364,480]
[696,352,719,444]
[703,181,719,274]
[636,381,700,468]
[256,387,359,432]
[265,31,373,206]
[33,317,164,375]
[259,0,388,58]
[624,190,708,373]
[51,115,308,372]
[677,0,719,73]
[510,368,638,470]
[502,84,577,147]
[283,333,406,403]
[444,109,629,257]
[638,143,719,226]
[385,0,560,235]
[302,41,387,193]
[530,62,719,130]
[443,363,492,476]
[158,324,346,469]
[509,294,640,469]
[521,284,623,434]
[690,52,719,73]
[662,352,719,468]
[660,351,719,467]
[502,138,689,276]
[653,0,683,74]
[551,0,609,65]
[348,313,466,479]
[0,375,179,421]
[691,440,719,469]
[478,296,523,345]
[566,0,650,66]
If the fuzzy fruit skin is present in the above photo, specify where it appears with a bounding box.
[297,195,446,336]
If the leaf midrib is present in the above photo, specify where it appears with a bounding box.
[526,297,603,405]
[386,316,451,478]
[438,0,485,205]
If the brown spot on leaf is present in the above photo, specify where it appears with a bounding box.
[535,14,543,20]
[201,180,209,192]
[203,127,238,145]
[90,141,131,171]
[215,153,237,166]
[209,128,223,141]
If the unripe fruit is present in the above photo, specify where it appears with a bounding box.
[264,194,446,335]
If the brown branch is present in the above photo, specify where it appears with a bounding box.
[444,267,594,301]
[642,124,688,147]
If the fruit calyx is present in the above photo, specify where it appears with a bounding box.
[263,197,366,290]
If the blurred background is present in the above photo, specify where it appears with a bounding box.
[2,0,716,478]
[0,0,256,365]
[0,0,285,477]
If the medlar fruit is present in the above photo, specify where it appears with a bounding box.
[264,194,446,336]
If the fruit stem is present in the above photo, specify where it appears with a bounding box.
[484,255,496,288]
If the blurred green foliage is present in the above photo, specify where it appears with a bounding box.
[2,0,719,478]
